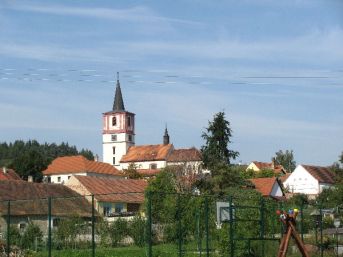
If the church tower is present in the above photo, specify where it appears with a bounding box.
[102,73,135,168]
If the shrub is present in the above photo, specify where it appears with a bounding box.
[21,222,43,250]
[109,218,128,247]
[129,216,146,247]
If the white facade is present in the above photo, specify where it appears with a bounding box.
[102,111,135,168]
[47,172,123,184]
[120,160,166,170]
[270,181,284,198]
[283,165,332,196]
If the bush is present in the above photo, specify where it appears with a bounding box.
[109,218,128,247]
[129,216,146,247]
[5,225,21,247]
[21,222,43,250]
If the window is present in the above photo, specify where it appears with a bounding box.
[127,116,131,126]
[68,176,71,180]
[111,135,117,141]
[57,177,61,183]
[113,157,116,165]
[150,163,157,170]
[103,205,111,216]
[18,222,26,232]
[115,203,124,213]
[112,116,117,126]
[128,135,132,142]
[112,147,116,154]
[53,218,60,228]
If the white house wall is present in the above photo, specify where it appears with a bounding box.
[270,182,283,197]
[284,165,319,195]
[120,161,166,170]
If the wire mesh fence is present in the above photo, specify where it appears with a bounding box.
[0,191,342,257]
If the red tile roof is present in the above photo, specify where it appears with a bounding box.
[249,177,279,197]
[73,176,148,204]
[167,148,202,162]
[42,155,122,176]
[120,144,173,163]
[302,165,335,184]
[0,168,21,181]
[251,161,286,174]
[0,180,92,216]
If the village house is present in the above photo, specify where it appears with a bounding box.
[0,167,21,181]
[42,155,123,184]
[0,180,93,236]
[246,160,287,176]
[283,164,335,197]
[249,177,285,200]
[65,175,147,220]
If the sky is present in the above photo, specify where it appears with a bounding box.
[0,0,342,166]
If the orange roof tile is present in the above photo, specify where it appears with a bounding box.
[120,144,173,163]
[42,155,122,176]
[137,169,160,177]
[0,168,21,181]
[74,176,148,203]
[302,165,335,184]
[249,177,279,197]
[167,148,202,162]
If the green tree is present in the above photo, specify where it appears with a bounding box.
[123,163,142,179]
[340,152,343,165]
[109,218,128,247]
[274,149,296,172]
[129,215,146,247]
[201,112,239,170]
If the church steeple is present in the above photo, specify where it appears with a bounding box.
[112,72,125,111]
[163,125,170,145]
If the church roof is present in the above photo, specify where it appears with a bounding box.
[42,155,123,176]
[112,78,125,112]
[120,144,174,163]
[167,148,202,162]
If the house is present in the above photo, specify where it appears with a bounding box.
[246,160,287,175]
[42,155,123,184]
[283,164,335,197]
[65,175,147,220]
[102,74,205,174]
[248,177,285,200]
[0,180,93,236]
[0,167,21,181]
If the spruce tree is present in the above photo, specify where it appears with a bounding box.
[201,112,239,169]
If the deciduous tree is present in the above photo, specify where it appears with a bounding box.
[274,149,296,172]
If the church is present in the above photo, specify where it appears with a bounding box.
[102,73,203,175]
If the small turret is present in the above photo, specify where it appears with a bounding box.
[163,126,170,145]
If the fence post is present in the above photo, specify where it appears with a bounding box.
[177,194,182,257]
[320,206,323,257]
[92,194,95,257]
[6,200,10,257]
[300,199,304,242]
[48,196,52,257]
[260,197,265,256]
[205,196,209,257]
[229,196,234,257]
[147,191,152,257]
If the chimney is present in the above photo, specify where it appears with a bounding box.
[94,154,99,162]
[2,167,7,174]
[28,176,33,183]
[271,158,276,169]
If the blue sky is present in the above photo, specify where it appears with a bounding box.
[0,0,342,166]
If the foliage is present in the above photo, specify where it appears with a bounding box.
[95,219,110,247]
[129,216,146,247]
[123,163,142,179]
[109,218,129,247]
[0,140,94,181]
[20,222,43,249]
[274,149,296,172]
[6,225,22,247]
[330,162,343,184]
[287,193,309,206]
[54,217,86,249]
[201,112,239,170]
[340,152,343,164]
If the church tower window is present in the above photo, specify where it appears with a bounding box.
[127,116,131,126]
[112,117,117,126]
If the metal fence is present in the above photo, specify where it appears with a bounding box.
[0,192,342,257]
